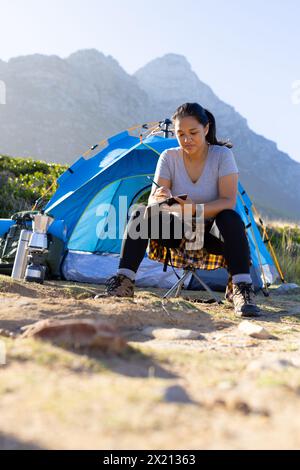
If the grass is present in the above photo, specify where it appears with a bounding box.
[256,220,300,285]
[257,369,300,390]
[4,337,110,373]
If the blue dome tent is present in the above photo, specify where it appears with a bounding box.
[44,124,279,292]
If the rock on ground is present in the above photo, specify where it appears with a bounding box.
[21,319,127,352]
[238,321,276,340]
[142,327,201,340]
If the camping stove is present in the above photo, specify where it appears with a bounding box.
[25,213,53,284]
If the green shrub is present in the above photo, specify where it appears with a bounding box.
[0,155,67,218]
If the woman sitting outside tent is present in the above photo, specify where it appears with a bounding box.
[96,102,261,317]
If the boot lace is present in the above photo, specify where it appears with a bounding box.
[235,283,255,304]
[105,275,123,292]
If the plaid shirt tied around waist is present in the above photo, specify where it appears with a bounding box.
[147,218,234,297]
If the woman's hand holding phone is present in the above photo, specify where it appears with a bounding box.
[152,186,173,202]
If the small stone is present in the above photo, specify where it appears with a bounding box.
[0,329,15,339]
[238,321,276,340]
[210,397,270,417]
[142,327,201,340]
[275,283,299,293]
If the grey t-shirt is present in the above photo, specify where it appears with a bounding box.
[153,144,239,204]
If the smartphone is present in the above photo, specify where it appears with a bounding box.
[164,194,188,206]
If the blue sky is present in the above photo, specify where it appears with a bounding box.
[0,0,299,162]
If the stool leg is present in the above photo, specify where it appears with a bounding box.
[191,271,222,304]
[163,271,190,299]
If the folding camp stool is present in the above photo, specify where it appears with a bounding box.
[163,266,223,304]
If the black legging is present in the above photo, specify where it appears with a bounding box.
[119,207,250,276]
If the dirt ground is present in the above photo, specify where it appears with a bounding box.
[1,274,300,450]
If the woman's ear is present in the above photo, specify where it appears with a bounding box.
[204,123,209,137]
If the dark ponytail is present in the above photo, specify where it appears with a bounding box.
[172,102,233,148]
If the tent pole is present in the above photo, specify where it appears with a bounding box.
[160,119,173,139]
[251,205,286,284]
[141,142,161,157]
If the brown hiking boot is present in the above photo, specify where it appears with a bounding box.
[94,274,135,299]
[232,282,261,317]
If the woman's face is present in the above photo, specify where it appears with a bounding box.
[174,116,209,156]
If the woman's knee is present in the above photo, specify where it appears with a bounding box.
[216,209,242,220]
[215,209,245,231]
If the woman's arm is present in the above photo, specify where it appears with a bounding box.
[148,177,172,205]
[202,173,239,218]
